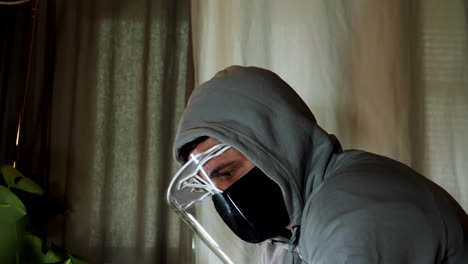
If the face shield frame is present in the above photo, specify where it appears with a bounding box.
[166,143,236,264]
[166,143,230,210]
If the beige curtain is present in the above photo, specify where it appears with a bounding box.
[192,0,467,262]
[37,0,194,263]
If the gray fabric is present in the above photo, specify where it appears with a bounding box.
[173,66,468,263]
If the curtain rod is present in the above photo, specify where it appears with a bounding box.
[0,0,31,5]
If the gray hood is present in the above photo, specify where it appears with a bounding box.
[173,66,341,230]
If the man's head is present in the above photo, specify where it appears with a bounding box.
[169,66,340,244]
[176,135,291,243]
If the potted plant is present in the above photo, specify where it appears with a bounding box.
[0,165,89,264]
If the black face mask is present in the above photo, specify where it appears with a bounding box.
[212,166,291,243]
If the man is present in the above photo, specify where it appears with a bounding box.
[167,66,468,263]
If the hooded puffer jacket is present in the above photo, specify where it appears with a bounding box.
[173,66,468,263]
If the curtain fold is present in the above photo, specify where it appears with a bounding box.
[17,0,194,263]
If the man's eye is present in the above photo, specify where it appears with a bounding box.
[219,171,232,177]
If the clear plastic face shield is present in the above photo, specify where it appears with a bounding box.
[167,144,228,211]
[166,143,291,264]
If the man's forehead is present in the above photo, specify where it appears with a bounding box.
[189,137,223,157]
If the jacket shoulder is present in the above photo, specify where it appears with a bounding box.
[299,152,449,263]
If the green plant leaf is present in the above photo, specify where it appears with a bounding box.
[21,234,69,263]
[68,254,90,264]
[1,164,22,187]
[0,222,18,264]
[1,165,45,195]
[11,188,68,221]
[0,186,23,264]
[0,185,26,223]
[14,177,46,195]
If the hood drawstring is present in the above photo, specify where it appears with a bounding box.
[268,225,305,263]
[289,226,305,262]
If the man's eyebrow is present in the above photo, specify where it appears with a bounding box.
[208,161,236,179]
